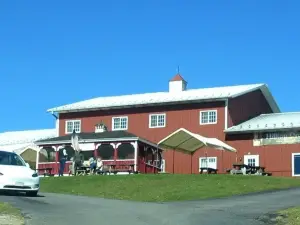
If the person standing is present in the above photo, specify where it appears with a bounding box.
[59,148,68,176]
[72,150,84,175]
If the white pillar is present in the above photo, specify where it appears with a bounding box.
[36,147,42,171]
[130,141,138,172]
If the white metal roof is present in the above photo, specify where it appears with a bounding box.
[158,128,236,153]
[225,112,300,133]
[0,129,56,146]
[0,143,40,155]
[47,83,280,113]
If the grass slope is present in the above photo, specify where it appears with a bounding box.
[276,207,300,225]
[0,202,24,225]
[40,174,300,202]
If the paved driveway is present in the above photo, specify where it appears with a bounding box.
[1,188,300,225]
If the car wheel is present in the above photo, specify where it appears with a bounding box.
[25,191,38,197]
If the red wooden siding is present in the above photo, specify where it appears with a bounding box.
[226,133,300,177]
[55,92,299,177]
[228,90,273,127]
[59,102,226,142]
[59,102,226,174]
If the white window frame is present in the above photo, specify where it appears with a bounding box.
[112,116,128,131]
[160,159,165,173]
[199,157,217,171]
[149,113,166,128]
[292,153,300,177]
[199,110,217,125]
[244,155,259,167]
[65,120,81,134]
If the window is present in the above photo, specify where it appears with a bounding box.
[97,145,115,160]
[117,143,134,159]
[199,157,217,170]
[264,132,300,139]
[244,155,259,167]
[65,120,81,134]
[112,116,128,130]
[0,151,26,166]
[149,113,166,128]
[200,110,217,125]
[292,153,300,177]
[39,147,56,163]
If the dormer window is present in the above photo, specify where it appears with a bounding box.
[95,122,108,133]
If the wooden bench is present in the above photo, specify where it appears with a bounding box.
[109,164,135,175]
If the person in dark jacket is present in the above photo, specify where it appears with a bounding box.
[59,147,68,176]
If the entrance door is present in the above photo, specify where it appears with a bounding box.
[292,153,300,176]
[244,155,259,167]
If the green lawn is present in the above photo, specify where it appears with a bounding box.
[0,202,24,224]
[276,207,300,225]
[40,174,300,202]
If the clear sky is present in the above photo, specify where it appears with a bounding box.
[0,1,299,132]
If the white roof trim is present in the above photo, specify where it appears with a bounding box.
[47,83,280,113]
[225,112,300,133]
[158,128,236,153]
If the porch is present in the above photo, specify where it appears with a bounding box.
[34,131,163,176]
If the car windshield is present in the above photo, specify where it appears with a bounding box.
[0,151,26,166]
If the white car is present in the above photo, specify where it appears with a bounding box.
[0,150,40,196]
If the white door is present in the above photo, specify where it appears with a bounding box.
[199,157,217,170]
[244,155,259,167]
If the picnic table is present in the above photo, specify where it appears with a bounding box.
[75,165,90,176]
[199,167,218,174]
[36,168,53,177]
[231,164,271,176]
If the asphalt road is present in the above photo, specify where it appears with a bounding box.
[1,188,300,225]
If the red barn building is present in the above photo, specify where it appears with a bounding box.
[41,74,300,177]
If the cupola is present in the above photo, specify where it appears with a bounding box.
[169,74,187,93]
[95,122,108,133]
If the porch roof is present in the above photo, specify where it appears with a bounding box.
[34,130,161,150]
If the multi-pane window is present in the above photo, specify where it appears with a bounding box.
[247,158,256,167]
[200,110,217,125]
[65,120,81,134]
[149,113,166,128]
[244,155,259,167]
[112,116,128,130]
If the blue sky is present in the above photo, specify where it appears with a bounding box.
[0,1,299,132]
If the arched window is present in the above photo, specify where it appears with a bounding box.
[117,143,134,159]
[39,147,56,162]
[58,146,75,161]
[98,144,114,160]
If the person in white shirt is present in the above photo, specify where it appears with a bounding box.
[89,156,97,174]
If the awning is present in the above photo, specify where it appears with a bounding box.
[157,128,236,154]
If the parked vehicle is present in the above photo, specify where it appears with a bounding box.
[0,150,40,196]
